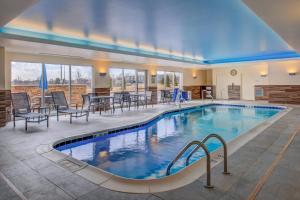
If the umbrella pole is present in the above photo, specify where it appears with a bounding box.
[41,64,45,108]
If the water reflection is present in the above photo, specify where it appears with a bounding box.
[59,106,280,179]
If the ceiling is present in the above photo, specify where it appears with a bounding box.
[0,0,299,65]
[0,37,203,68]
[243,0,300,53]
[0,0,37,26]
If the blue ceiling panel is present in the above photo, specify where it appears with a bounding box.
[3,0,298,64]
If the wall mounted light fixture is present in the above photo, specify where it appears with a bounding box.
[99,72,107,76]
[260,73,267,77]
[193,75,197,79]
[289,72,297,76]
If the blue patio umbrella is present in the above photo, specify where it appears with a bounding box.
[39,66,48,90]
[39,66,48,107]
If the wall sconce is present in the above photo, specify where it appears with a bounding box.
[260,73,267,77]
[99,72,107,76]
[288,72,297,76]
[193,75,197,79]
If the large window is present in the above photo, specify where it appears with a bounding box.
[110,68,123,93]
[71,65,93,104]
[124,69,136,92]
[11,61,93,107]
[157,71,182,89]
[11,62,42,106]
[46,64,70,101]
[109,68,147,93]
[156,71,183,101]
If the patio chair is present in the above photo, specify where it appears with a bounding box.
[122,92,132,110]
[11,92,49,131]
[51,91,89,123]
[112,92,122,112]
[145,91,153,107]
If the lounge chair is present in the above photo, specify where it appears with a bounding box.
[11,92,49,131]
[51,91,89,123]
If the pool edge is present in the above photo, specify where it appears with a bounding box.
[36,103,291,193]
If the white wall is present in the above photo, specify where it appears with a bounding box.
[268,60,300,85]
[212,60,300,100]
[212,62,268,100]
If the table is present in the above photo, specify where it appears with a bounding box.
[90,95,114,114]
[31,96,53,113]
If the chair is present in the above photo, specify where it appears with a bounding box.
[138,91,152,108]
[51,91,89,123]
[146,91,153,107]
[122,92,132,110]
[112,92,123,112]
[11,92,49,131]
[112,92,133,112]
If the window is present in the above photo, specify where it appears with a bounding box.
[11,62,42,106]
[109,68,147,93]
[71,65,93,104]
[165,72,174,90]
[137,71,146,92]
[11,61,93,107]
[156,71,183,101]
[124,69,136,92]
[46,64,70,101]
[110,68,123,93]
[157,71,165,91]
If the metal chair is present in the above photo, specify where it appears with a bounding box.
[51,91,89,123]
[11,92,49,131]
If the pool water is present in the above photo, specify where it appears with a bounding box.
[56,104,282,179]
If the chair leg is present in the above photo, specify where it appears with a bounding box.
[13,115,16,128]
[47,116,49,128]
[57,111,59,121]
[86,112,89,122]
[25,119,28,132]
[70,114,72,124]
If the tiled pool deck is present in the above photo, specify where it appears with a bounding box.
[0,100,299,200]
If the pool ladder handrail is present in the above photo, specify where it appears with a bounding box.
[165,134,230,189]
[186,134,230,175]
[166,140,213,188]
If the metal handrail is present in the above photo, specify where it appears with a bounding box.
[202,90,213,102]
[166,140,213,188]
[186,134,230,175]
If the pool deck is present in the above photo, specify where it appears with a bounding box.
[0,100,300,200]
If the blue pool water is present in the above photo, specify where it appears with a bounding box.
[56,104,282,179]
